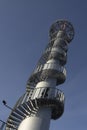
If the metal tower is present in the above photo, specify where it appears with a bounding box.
[4,20,74,130]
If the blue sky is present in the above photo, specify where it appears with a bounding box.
[0,0,87,130]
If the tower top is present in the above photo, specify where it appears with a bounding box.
[49,20,74,43]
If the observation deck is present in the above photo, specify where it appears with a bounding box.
[49,20,74,43]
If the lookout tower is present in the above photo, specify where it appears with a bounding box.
[5,20,74,130]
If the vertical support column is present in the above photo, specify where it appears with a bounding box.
[18,107,51,130]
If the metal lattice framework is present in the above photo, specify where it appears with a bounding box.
[49,20,74,42]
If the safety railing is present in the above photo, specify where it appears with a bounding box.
[31,87,65,103]
[33,63,66,76]
[15,87,64,109]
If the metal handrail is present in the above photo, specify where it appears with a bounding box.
[34,62,66,75]
[31,87,65,103]
[14,87,64,109]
